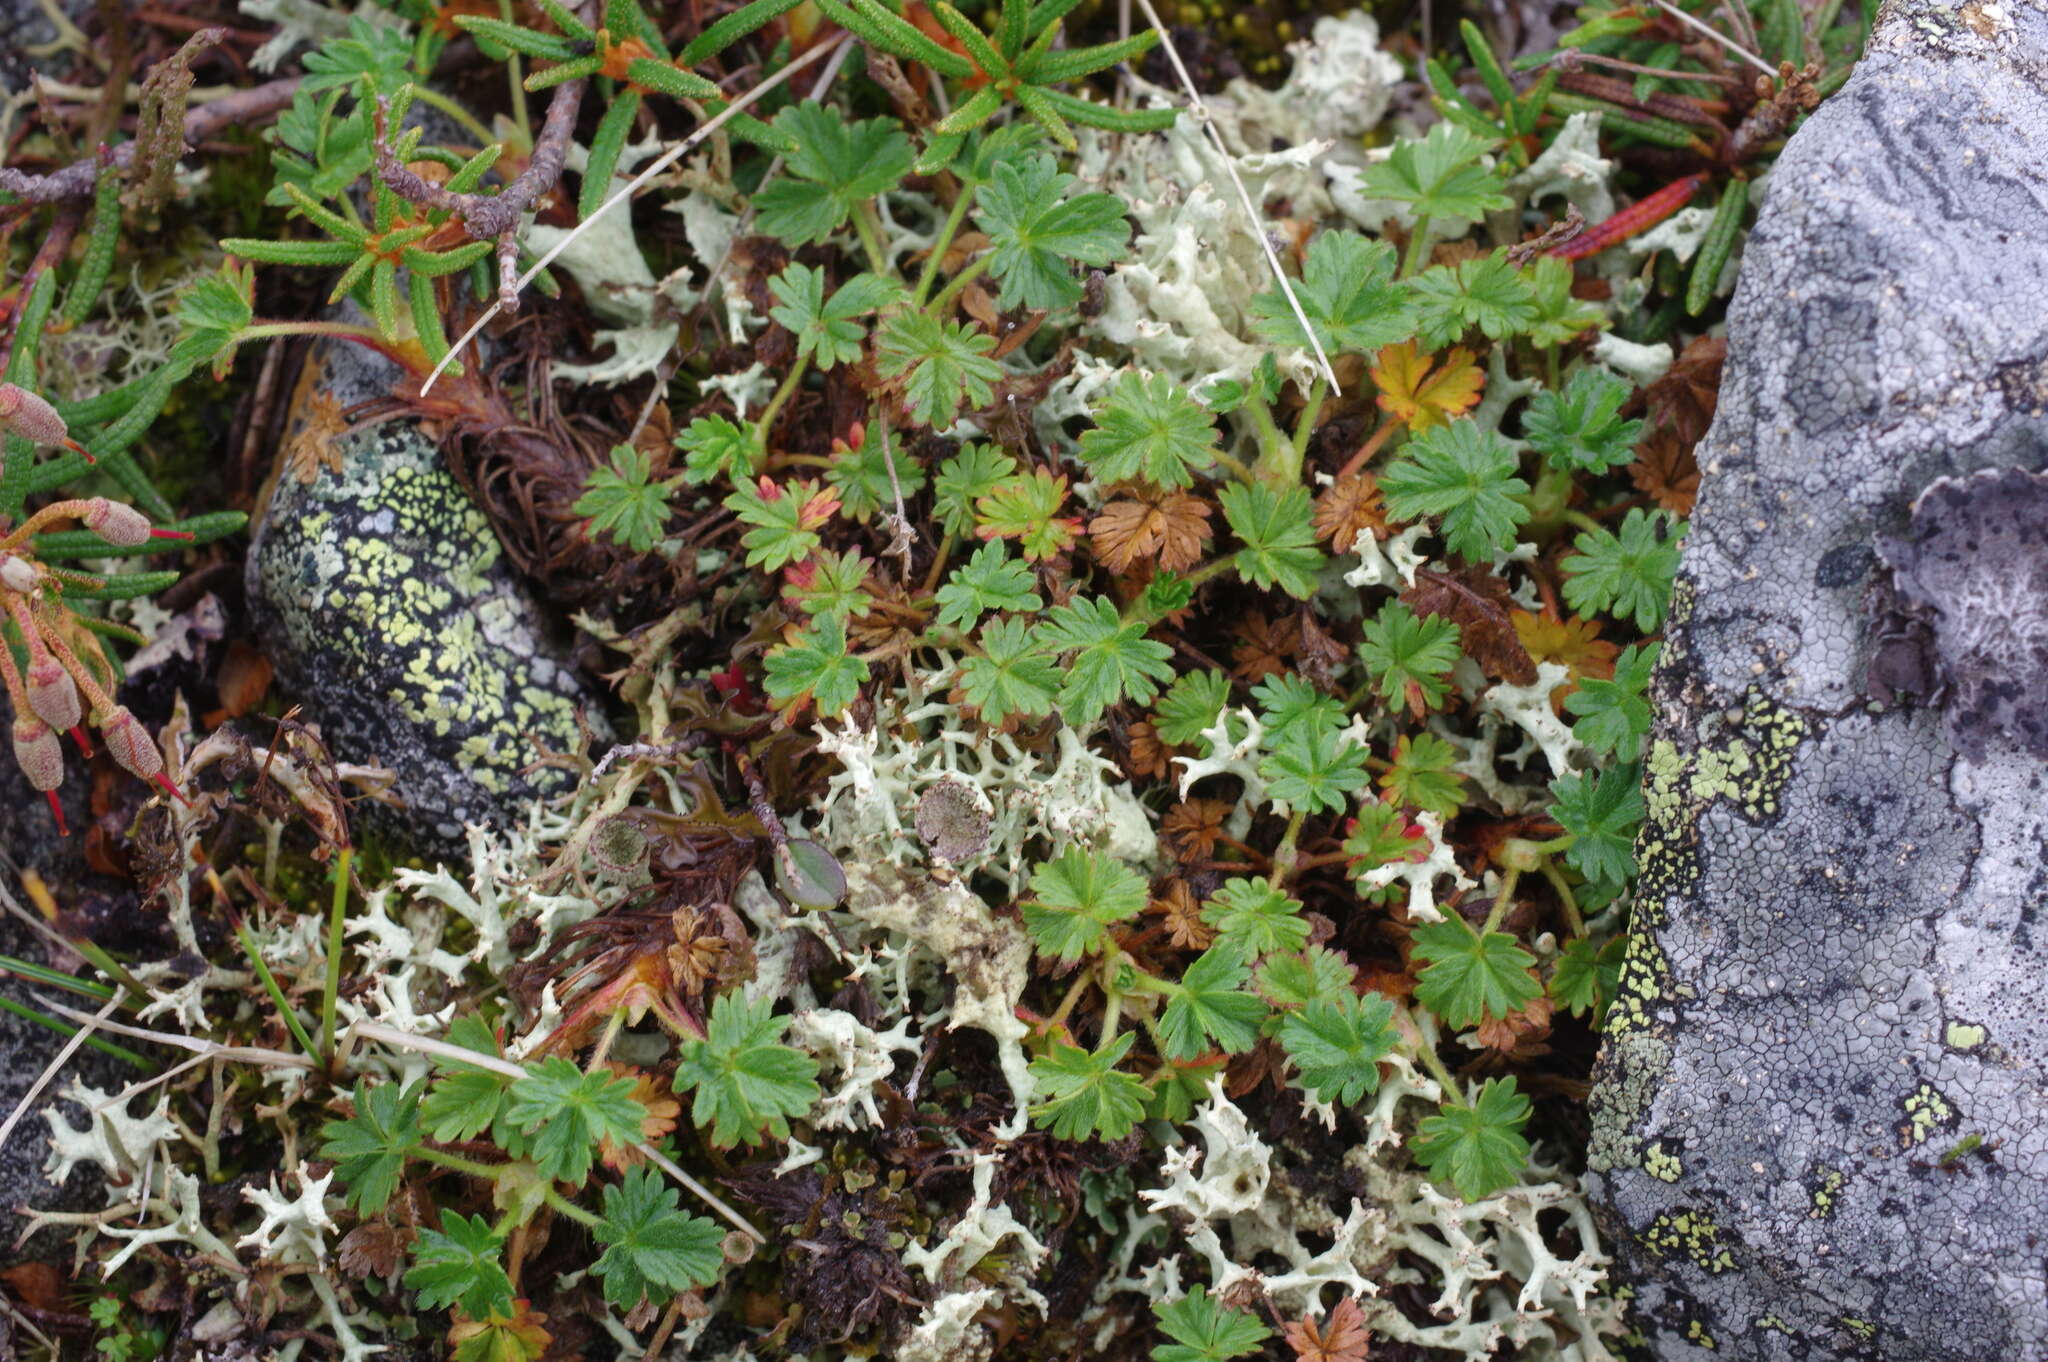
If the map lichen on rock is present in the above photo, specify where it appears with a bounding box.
[247,344,601,848]
[1585,0,2048,1357]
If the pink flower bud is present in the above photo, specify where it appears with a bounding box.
[0,383,69,448]
[25,655,81,731]
[84,499,153,547]
[11,714,63,792]
[0,554,33,593]
[98,705,163,780]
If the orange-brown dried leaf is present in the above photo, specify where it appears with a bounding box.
[1630,428,1700,516]
[1371,339,1484,433]
[1124,719,1172,781]
[1643,334,1724,446]
[1473,994,1555,1060]
[447,1300,551,1362]
[1511,608,1617,707]
[1403,567,1536,685]
[1285,1296,1372,1362]
[339,1221,414,1279]
[284,388,349,484]
[1153,879,1216,950]
[1160,798,1232,864]
[597,1063,683,1171]
[1313,473,1389,549]
[1231,611,1299,683]
[1090,489,1211,575]
[0,1262,62,1311]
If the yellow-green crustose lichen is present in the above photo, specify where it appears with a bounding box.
[1642,1209,1737,1274]
[1643,1141,1684,1182]
[1901,1083,1957,1146]
[1808,1165,1844,1217]
[250,424,596,844]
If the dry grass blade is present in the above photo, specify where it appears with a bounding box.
[0,993,120,1162]
[425,35,851,394]
[1129,0,1341,391]
[1649,0,1777,75]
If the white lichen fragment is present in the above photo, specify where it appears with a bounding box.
[1481,662,1585,779]
[1357,810,1473,924]
[238,1161,339,1267]
[44,1080,181,1191]
[904,1151,1049,1312]
[787,1007,919,1131]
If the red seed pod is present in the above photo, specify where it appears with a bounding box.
[98,705,164,779]
[0,554,33,593]
[84,498,154,547]
[11,714,63,792]
[0,383,70,448]
[25,655,82,731]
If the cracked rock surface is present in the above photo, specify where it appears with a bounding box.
[247,343,601,850]
[1585,1,2048,1358]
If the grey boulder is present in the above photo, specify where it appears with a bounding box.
[1586,0,2048,1358]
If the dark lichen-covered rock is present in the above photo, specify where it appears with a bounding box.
[1586,1,2048,1358]
[247,347,601,848]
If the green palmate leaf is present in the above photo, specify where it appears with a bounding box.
[1357,600,1462,715]
[1550,761,1644,886]
[782,547,873,621]
[1200,879,1310,960]
[726,477,839,571]
[1343,800,1431,889]
[1378,418,1531,561]
[958,615,1060,724]
[406,1213,514,1319]
[1159,946,1269,1060]
[876,312,1003,429]
[299,16,415,94]
[1154,670,1232,749]
[935,541,1041,630]
[1551,934,1628,1019]
[673,992,821,1148]
[1220,483,1324,599]
[1034,595,1176,725]
[1254,945,1357,1009]
[1525,366,1643,473]
[768,266,902,369]
[974,151,1131,310]
[1152,1286,1271,1362]
[1146,1054,1230,1124]
[1260,725,1368,816]
[763,613,870,718]
[1280,991,1397,1105]
[1409,253,1540,348]
[574,444,675,552]
[826,424,927,522]
[1562,508,1685,631]
[1022,845,1147,962]
[1567,642,1659,758]
[1250,232,1416,357]
[419,1015,511,1143]
[1249,673,1344,747]
[677,414,758,486]
[592,1165,726,1310]
[504,1057,647,1185]
[754,101,915,244]
[1380,732,1467,818]
[320,1080,423,1215]
[975,468,1078,561]
[934,442,1017,535]
[1413,1077,1534,1201]
[1523,254,1608,348]
[1076,372,1219,490]
[1356,122,1511,230]
[1029,1030,1147,1140]
[1411,914,1541,1028]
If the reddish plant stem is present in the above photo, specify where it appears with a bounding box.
[1549,172,1709,261]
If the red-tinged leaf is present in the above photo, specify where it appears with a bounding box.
[1370,339,1484,432]
[1284,1295,1373,1362]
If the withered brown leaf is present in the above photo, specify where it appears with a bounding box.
[339,1221,414,1279]
[1231,611,1299,683]
[1313,473,1388,549]
[1160,798,1232,864]
[1630,428,1700,516]
[1124,718,1172,781]
[1284,1296,1372,1362]
[1643,334,1724,447]
[1090,489,1212,574]
[1153,879,1216,950]
[1402,567,1536,685]
[1473,994,1555,1061]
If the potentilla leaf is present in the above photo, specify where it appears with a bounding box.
[1158,945,1270,1059]
[1549,761,1645,886]
[1249,232,1415,358]
[1525,365,1643,473]
[958,615,1061,724]
[574,444,675,552]
[1029,1030,1147,1140]
[1566,642,1659,758]
[320,1079,423,1215]
[1357,599,1462,717]
[1413,1076,1533,1200]
[1411,914,1541,1028]
[1220,483,1325,599]
[1378,418,1530,561]
[935,541,1042,630]
[1200,878,1310,960]
[1355,122,1511,230]
[763,613,870,718]
[768,265,902,369]
[592,1165,725,1310]
[1561,508,1686,630]
[876,312,1003,429]
[974,151,1131,310]
[1152,1286,1271,1362]
[672,992,820,1149]
[1033,596,1175,724]
[405,1213,514,1319]
[1280,991,1397,1105]
[1021,844,1147,962]
[1076,370,1220,490]
[755,101,914,245]
[504,1057,648,1185]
